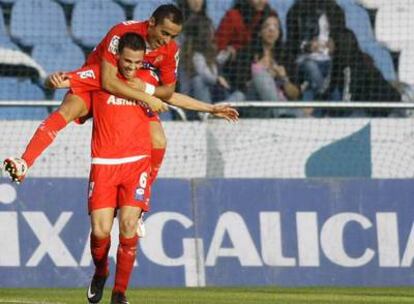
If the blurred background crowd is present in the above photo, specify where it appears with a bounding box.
[0,0,412,119]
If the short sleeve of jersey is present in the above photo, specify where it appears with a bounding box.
[99,23,126,67]
[67,65,101,94]
[159,43,180,85]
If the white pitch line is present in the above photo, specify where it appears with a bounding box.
[0,300,65,304]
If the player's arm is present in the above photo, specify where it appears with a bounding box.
[167,92,239,122]
[101,59,168,112]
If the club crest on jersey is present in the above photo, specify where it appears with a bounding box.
[135,187,145,201]
[77,69,95,79]
[108,35,120,55]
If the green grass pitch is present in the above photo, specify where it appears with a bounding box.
[0,287,413,304]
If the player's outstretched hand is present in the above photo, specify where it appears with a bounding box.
[148,96,169,113]
[211,104,239,122]
[44,72,70,89]
[2,157,28,184]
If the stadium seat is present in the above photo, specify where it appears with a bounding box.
[133,0,169,21]
[54,0,79,5]
[0,6,20,50]
[357,0,388,10]
[116,0,140,6]
[0,77,48,119]
[31,41,85,74]
[72,0,126,49]
[399,44,414,86]
[53,88,68,101]
[339,2,375,49]
[364,42,397,81]
[206,0,234,28]
[10,0,70,48]
[0,77,45,100]
[375,4,414,52]
[0,0,18,4]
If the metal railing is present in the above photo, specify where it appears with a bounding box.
[0,100,188,121]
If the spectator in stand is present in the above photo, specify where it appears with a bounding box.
[215,0,276,66]
[176,0,207,21]
[226,13,301,118]
[285,0,400,117]
[181,15,231,108]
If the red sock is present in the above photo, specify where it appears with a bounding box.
[149,148,165,185]
[90,234,111,277]
[113,235,138,294]
[21,111,67,167]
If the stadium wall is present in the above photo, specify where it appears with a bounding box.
[1,119,414,178]
[0,178,414,287]
[1,119,414,287]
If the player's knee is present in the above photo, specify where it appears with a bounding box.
[58,94,87,122]
[150,122,167,149]
[119,217,138,237]
[91,223,112,239]
[151,130,167,149]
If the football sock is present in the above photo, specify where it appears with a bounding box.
[113,234,138,293]
[149,148,165,185]
[90,234,111,277]
[22,111,67,167]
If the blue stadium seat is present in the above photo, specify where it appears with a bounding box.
[0,77,45,100]
[116,0,140,6]
[206,0,233,28]
[31,41,85,74]
[72,0,126,49]
[0,6,19,50]
[0,77,48,119]
[338,2,375,50]
[364,42,397,81]
[133,0,169,21]
[10,0,70,48]
[53,88,68,101]
[54,0,80,5]
[0,0,18,4]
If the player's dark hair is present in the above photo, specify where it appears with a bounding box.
[152,4,183,26]
[118,32,146,53]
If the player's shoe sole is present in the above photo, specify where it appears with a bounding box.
[3,157,28,184]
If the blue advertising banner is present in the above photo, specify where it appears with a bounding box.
[0,178,414,287]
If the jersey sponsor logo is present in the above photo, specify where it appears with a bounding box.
[107,96,149,110]
[108,35,120,55]
[76,70,95,80]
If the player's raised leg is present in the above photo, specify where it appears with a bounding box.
[3,93,89,183]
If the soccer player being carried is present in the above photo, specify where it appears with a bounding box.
[4,4,234,184]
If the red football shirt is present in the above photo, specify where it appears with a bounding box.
[86,20,179,85]
[68,65,160,94]
[67,65,152,159]
[90,89,151,159]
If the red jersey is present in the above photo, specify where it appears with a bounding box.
[90,90,151,160]
[86,20,179,85]
[68,65,152,160]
